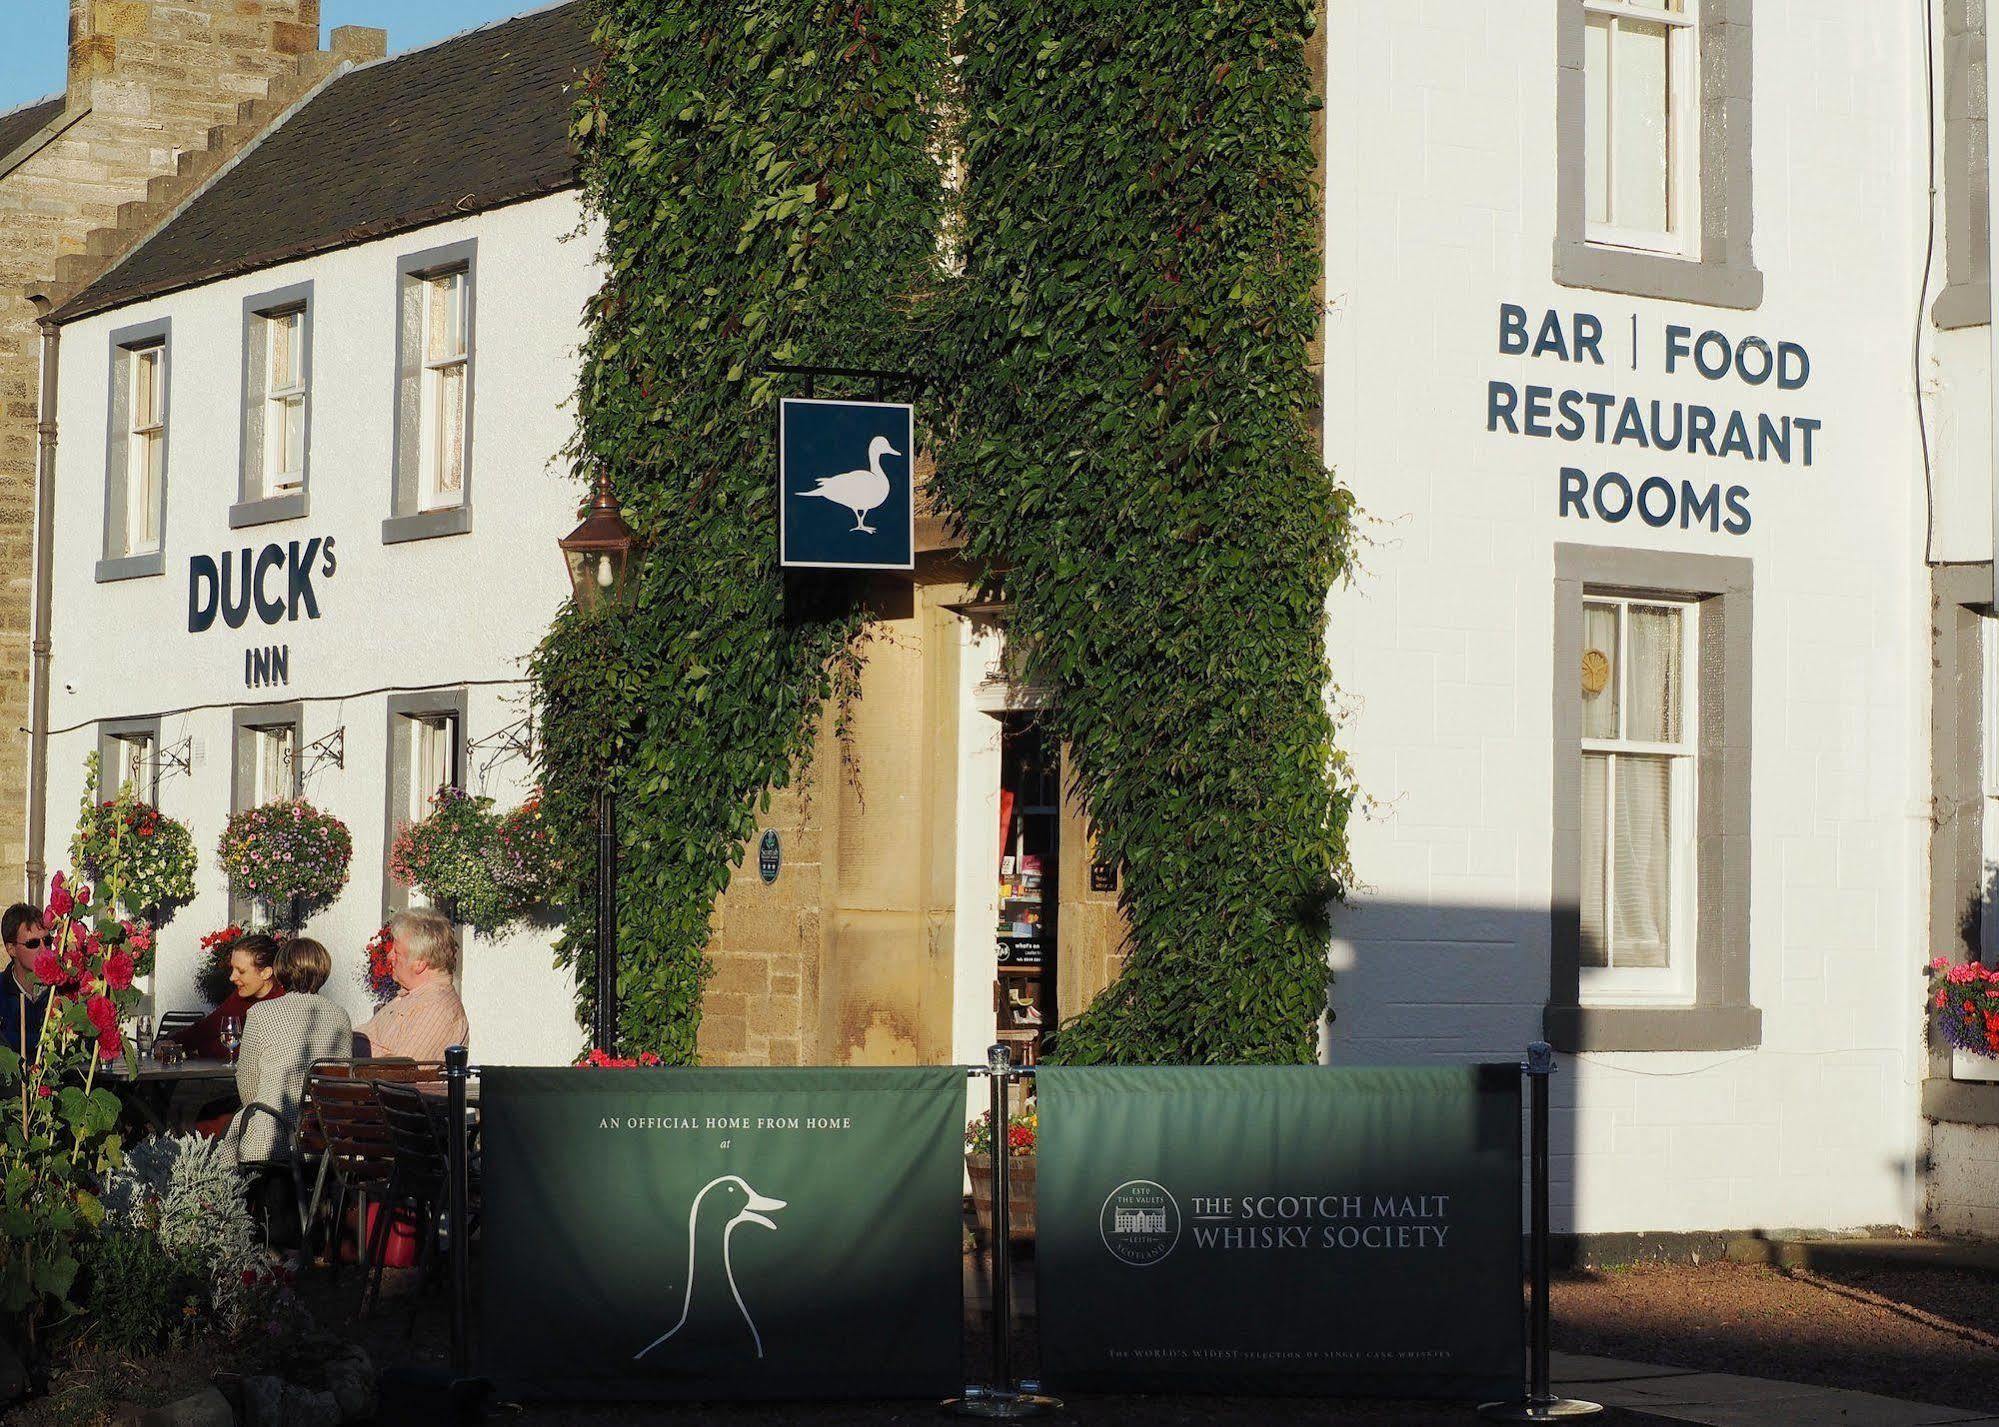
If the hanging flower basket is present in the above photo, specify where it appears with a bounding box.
[217,799,351,921]
[69,757,197,921]
[361,923,397,1006]
[391,787,565,934]
[493,793,566,915]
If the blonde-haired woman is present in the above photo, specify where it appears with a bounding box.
[354,909,469,1062]
[222,937,353,1165]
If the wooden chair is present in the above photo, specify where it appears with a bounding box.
[363,1081,453,1322]
[297,1059,435,1273]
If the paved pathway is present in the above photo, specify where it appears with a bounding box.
[1553,1352,1999,1427]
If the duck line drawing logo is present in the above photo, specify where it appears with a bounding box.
[794,434,900,534]
[633,1174,788,1363]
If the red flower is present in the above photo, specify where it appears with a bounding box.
[97,1026,121,1059]
[103,952,134,991]
[240,1269,258,1287]
[76,884,92,908]
[31,948,59,984]
[35,1084,51,1100]
[85,995,118,1034]
[46,873,70,919]
[124,923,153,953]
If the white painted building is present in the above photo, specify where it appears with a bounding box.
[26,0,1999,1243]
[1321,0,1952,1240]
[33,7,599,1066]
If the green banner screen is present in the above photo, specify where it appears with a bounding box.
[478,1066,966,1400]
[1036,1065,1523,1398]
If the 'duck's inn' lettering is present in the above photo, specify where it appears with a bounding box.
[187,536,337,633]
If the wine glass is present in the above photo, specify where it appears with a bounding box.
[220,1014,242,1064]
[135,1014,153,1062]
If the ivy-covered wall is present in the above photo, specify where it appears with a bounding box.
[937,0,1350,1062]
[531,0,946,1060]
[535,0,1349,1064]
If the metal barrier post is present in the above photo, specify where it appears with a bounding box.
[446,1043,471,1380]
[945,1047,1059,1418]
[1480,1042,1600,1422]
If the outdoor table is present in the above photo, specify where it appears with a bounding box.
[100,1056,236,1135]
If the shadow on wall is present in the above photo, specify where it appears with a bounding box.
[1326,898,1551,1066]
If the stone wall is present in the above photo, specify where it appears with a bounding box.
[0,0,342,894]
[699,576,1131,1066]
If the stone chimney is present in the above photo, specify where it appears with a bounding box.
[66,0,323,117]
[330,25,389,66]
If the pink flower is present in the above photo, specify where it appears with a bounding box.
[1949,964,1979,985]
[103,953,134,991]
[124,923,153,953]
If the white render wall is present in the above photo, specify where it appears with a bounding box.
[43,193,598,1067]
[1321,2,1931,1233]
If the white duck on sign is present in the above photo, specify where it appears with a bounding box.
[797,434,899,534]
[633,1174,787,1363]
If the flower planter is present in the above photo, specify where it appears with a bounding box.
[966,1152,1036,1247]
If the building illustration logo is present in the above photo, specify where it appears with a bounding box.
[634,1174,788,1363]
[1100,1179,1180,1267]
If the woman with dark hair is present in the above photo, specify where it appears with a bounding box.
[167,932,286,1060]
[221,938,352,1165]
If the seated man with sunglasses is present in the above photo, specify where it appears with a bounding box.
[1,904,51,1060]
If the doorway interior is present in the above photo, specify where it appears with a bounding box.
[995,713,1059,1064]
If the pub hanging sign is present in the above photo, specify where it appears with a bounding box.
[185,535,338,689]
[779,398,915,571]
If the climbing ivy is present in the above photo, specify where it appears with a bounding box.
[531,0,946,1060]
[938,0,1350,1062]
[539,0,1349,1064]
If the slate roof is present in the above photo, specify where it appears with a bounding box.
[54,2,595,324]
[0,95,66,165]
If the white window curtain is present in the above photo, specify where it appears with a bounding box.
[1580,596,1696,989]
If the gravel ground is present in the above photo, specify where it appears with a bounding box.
[1552,1259,1999,1414]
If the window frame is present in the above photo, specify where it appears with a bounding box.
[229,703,304,922]
[1934,0,1990,330]
[1578,592,1702,1004]
[383,690,469,917]
[97,317,171,583]
[385,240,477,545]
[96,716,163,807]
[416,269,468,514]
[1580,0,1702,260]
[1549,545,1758,1052]
[234,282,314,527]
[1554,0,1762,308]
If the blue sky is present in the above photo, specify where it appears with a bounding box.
[0,1,540,116]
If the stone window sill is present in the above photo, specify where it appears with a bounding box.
[1933,281,1990,331]
[1923,1077,1999,1127]
[1553,239,1764,311]
[230,490,309,528]
[1545,1002,1763,1053]
[382,505,472,545]
[94,551,164,583]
